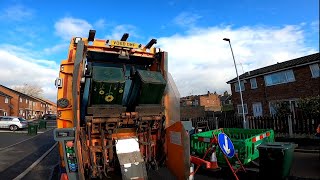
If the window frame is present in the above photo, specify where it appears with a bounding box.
[250,78,258,89]
[264,70,295,86]
[237,104,248,114]
[234,81,245,92]
[252,102,263,117]
[309,64,320,78]
[5,97,9,104]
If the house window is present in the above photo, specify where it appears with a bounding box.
[234,81,245,92]
[26,99,28,104]
[19,110,23,115]
[20,98,22,102]
[269,100,297,116]
[250,78,257,89]
[5,97,9,103]
[3,112,7,116]
[310,64,320,78]
[237,104,248,114]
[264,70,295,86]
[252,102,263,117]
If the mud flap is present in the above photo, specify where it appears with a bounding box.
[166,121,190,180]
[116,138,148,180]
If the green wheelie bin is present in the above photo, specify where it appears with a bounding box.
[257,142,297,180]
[28,123,38,135]
[39,120,47,129]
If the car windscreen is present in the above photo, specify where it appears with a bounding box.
[18,117,27,122]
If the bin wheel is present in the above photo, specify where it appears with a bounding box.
[9,125,18,131]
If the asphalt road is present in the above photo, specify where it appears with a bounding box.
[0,130,56,179]
[22,145,60,180]
[0,132,31,148]
[291,152,320,179]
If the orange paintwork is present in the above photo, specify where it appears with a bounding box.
[165,121,190,180]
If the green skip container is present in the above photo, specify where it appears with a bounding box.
[190,128,275,166]
[257,142,297,180]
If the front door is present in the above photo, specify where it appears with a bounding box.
[252,102,263,117]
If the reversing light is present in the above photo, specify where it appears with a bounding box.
[74,37,82,44]
[55,78,63,88]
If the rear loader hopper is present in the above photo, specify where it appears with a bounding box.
[53,30,191,180]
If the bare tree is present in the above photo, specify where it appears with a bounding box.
[14,83,44,98]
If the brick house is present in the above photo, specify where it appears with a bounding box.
[0,84,56,119]
[180,91,221,111]
[44,99,57,114]
[227,52,319,117]
[0,85,36,118]
[30,96,48,118]
[0,91,13,116]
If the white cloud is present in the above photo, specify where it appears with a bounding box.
[173,12,202,27]
[105,24,138,40]
[0,5,33,21]
[43,43,69,55]
[0,46,59,101]
[54,17,93,40]
[157,24,317,97]
[94,19,107,29]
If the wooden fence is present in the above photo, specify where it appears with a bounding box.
[182,112,320,138]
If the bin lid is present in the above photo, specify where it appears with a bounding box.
[136,70,166,84]
[92,66,125,83]
[257,142,297,150]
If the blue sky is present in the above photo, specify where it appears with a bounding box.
[0,0,319,101]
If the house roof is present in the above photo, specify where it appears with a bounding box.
[0,84,47,103]
[219,95,231,102]
[44,99,56,106]
[227,52,319,84]
[0,91,12,98]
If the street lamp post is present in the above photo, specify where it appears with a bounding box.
[223,38,247,128]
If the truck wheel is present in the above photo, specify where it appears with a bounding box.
[9,125,18,131]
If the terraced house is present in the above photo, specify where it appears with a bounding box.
[0,91,12,116]
[227,52,320,117]
[0,85,57,119]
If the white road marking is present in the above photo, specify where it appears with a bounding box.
[0,129,53,151]
[13,142,58,180]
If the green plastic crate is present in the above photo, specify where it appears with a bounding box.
[190,128,275,166]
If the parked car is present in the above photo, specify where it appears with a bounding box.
[42,114,57,120]
[0,116,28,131]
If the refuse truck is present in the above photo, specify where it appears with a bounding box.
[53,30,191,180]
